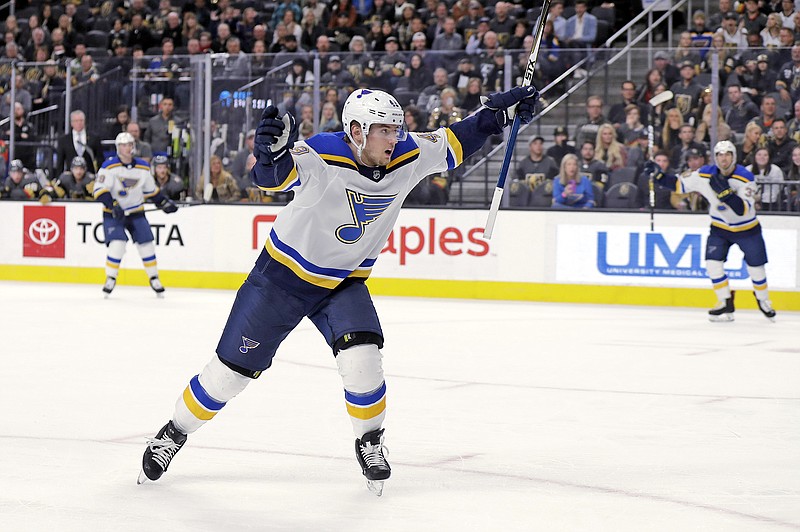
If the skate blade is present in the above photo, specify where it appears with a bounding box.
[366,479,384,497]
[708,313,734,323]
[155,292,165,299]
[137,470,149,485]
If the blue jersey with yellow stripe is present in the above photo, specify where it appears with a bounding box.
[93,156,158,215]
[252,107,502,298]
[673,163,760,233]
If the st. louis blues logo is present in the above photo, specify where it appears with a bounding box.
[240,336,260,354]
[336,189,396,244]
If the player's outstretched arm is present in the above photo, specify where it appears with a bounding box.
[249,105,298,189]
[448,86,540,161]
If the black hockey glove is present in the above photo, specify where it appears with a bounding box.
[254,105,298,166]
[112,201,125,220]
[481,86,540,127]
[709,171,735,201]
[158,197,178,213]
[643,160,664,181]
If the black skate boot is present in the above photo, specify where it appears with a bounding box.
[137,421,187,484]
[102,276,116,298]
[754,292,777,322]
[149,276,165,297]
[708,292,735,322]
[355,428,391,496]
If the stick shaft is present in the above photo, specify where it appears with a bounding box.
[482,0,552,240]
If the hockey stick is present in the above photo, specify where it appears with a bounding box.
[483,0,552,240]
[646,90,674,231]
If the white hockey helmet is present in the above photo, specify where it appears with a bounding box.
[713,140,737,161]
[115,132,135,148]
[342,89,406,149]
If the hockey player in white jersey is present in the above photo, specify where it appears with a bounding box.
[138,86,540,495]
[93,132,178,297]
[645,140,777,322]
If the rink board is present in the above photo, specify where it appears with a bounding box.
[1,201,799,310]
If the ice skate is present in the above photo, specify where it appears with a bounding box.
[149,276,165,298]
[754,292,776,322]
[355,428,390,496]
[102,276,116,298]
[708,292,735,322]
[137,421,187,484]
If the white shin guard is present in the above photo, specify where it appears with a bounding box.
[747,264,769,300]
[173,356,252,434]
[337,344,386,438]
[706,260,730,300]
[105,240,126,278]
[136,241,158,278]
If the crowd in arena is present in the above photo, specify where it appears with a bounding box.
[0,0,798,211]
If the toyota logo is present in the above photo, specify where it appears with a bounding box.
[28,218,61,246]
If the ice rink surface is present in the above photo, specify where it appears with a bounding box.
[1,280,798,532]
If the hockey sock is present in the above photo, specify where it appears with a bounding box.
[706,260,731,301]
[105,240,126,279]
[173,356,251,434]
[136,241,159,278]
[747,264,769,301]
[337,344,386,439]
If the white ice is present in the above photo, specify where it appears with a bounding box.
[1,281,798,531]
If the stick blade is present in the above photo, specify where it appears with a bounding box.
[648,90,674,107]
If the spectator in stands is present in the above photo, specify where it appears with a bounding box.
[689,11,714,57]
[457,1,485,43]
[56,110,104,173]
[574,95,609,148]
[127,13,155,52]
[432,17,463,62]
[144,97,180,155]
[785,145,800,210]
[152,154,186,201]
[578,141,610,188]
[426,87,464,130]
[369,0,394,25]
[695,104,733,144]
[273,34,306,69]
[671,61,703,123]
[376,37,407,91]
[626,129,652,171]
[126,122,154,162]
[197,154,241,203]
[418,67,454,115]
[489,2,516,47]
[212,22,232,54]
[752,95,781,135]
[222,36,250,78]
[660,107,684,152]
[775,44,800,106]
[0,75,32,117]
[35,60,66,109]
[547,126,576,166]
[343,36,373,86]
[637,67,665,105]
[465,22,498,60]
[670,125,705,171]
[639,151,676,210]
[182,12,204,44]
[486,49,519,93]
[761,13,783,48]
[724,84,760,134]
[748,147,785,211]
[552,153,595,209]
[564,0,597,76]
[741,0,768,36]
[717,11,748,56]
[319,101,343,132]
[162,11,184,48]
[404,105,423,133]
[53,156,95,200]
[461,77,484,113]
[768,118,797,171]
[22,27,48,62]
[674,32,702,68]
[300,11,326,52]
[229,129,255,189]
[595,124,627,171]
[609,81,649,130]
[708,0,732,29]
[738,121,766,166]
[773,27,794,69]
[329,0,358,31]
[752,54,778,97]
[1,102,37,170]
[788,100,800,141]
[536,20,565,87]
[107,106,131,139]
[778,0,796,29]
[272,0,303,29]
[321,55,356,102]
[506,19,530,51]
[618,105,646,147]
[517,135,559,190]
[651,50,679,87]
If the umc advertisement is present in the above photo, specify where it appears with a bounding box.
[1,202,798,306]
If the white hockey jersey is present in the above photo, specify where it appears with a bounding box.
[674,163,760,232]
[257,130,465,291]
[93,157,158,215]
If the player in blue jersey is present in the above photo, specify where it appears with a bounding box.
[93,132,178,297]
[645,140,777,322]
[138,86,540,495]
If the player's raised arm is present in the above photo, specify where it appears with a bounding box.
[248,105,299,191]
